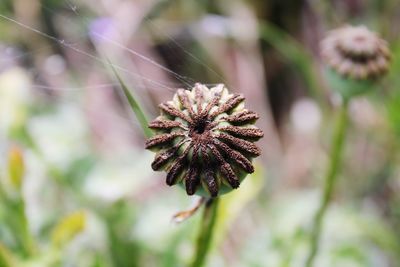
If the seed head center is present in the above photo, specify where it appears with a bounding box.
[195,120,206,134]
[189,117,212,139]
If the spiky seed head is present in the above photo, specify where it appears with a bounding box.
[321,25,390,80]
[145,83,263,197]
[320,25,391,98]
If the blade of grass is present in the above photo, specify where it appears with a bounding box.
[259,22,323,104]
[108,60,153,138]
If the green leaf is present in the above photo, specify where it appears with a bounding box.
[259,22,322,102]
[108,60,153,138]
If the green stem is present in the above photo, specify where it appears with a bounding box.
[191,198,219,267]
[0,183,36,257]
[305,99,350,267]
[17,199,36,257]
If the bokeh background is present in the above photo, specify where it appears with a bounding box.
[1,0,400,266]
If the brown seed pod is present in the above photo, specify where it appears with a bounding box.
[145,83,263,197]
[320,25,390,80]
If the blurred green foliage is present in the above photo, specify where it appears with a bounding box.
[1,0,400,267]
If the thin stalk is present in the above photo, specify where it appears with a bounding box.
[16,198,36,257]
[191,198,219,267]
[0,184,36,257]
[305,99,349,267]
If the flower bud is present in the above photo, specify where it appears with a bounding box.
[51,211,86,247]
[7,146,24,190]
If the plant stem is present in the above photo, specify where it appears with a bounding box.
[0,183,36,257]
[191,198,219,267]
[305,99,349,267]
[17,199,36,257]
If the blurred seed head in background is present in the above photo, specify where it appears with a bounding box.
[320,25,390,80]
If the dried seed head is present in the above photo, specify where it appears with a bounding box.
[145,83,263,197]
[321,25,390,80]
